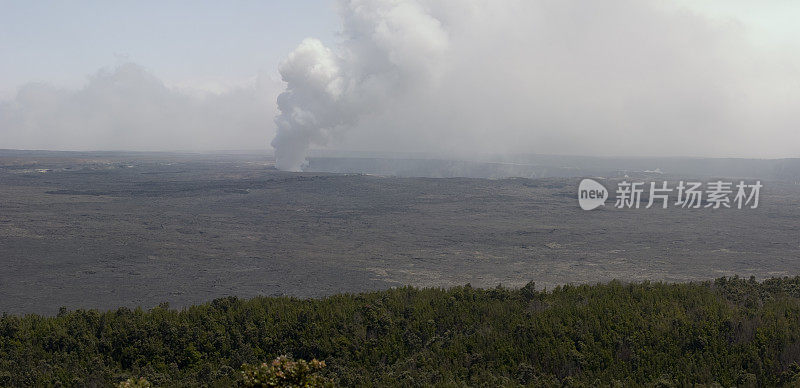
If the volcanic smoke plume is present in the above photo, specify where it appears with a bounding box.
[269,0,800,167]
[271,0,448,171]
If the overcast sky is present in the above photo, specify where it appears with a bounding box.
[0,1,338,97]
[1,0,798,160]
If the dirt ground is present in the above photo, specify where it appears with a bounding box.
[1,151,799,314]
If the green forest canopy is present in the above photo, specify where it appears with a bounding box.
[2,276,800,386]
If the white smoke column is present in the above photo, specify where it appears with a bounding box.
[271,0,449,171]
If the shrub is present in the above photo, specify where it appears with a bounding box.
[240,355,332,387]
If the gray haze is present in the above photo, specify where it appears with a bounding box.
[0,63,280,151]
[2,0,799,161]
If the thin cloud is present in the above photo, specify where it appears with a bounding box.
[1,63,280,151]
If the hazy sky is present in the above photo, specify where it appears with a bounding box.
[1,1,798,159]
[0,1,338,98]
